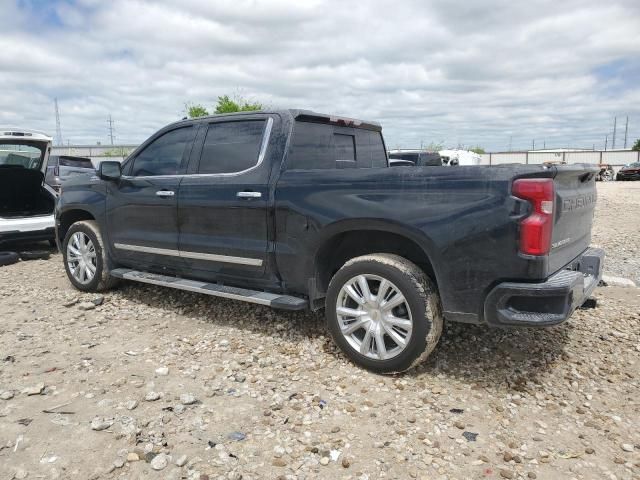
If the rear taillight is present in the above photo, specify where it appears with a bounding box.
[512,178,555,256]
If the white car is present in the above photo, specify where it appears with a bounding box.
[0,128,57,245]
[438,149,484,166]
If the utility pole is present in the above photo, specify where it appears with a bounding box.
[54,98,63,146]
[107,115,115,146]
[624,116,629,149]
[605,135,608,151]
[508,136,512,152]
[532,139,535,151]
[612,117,617,150]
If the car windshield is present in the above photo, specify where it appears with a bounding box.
[57,156,93,169]
[0,143,45,170]
[626,162,640,167]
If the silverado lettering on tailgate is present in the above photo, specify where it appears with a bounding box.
[561,192,597,212]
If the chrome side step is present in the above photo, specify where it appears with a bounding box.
[110,268,308,311]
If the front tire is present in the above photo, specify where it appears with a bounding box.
[62,220,118,292]
[326,253,443,374]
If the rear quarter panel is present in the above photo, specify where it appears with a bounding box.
[274,165,552,321]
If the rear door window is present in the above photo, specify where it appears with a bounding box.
[198,120,266,174]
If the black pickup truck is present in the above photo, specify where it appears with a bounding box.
[56,110,604,373]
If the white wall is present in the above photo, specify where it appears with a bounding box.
[481,150,639,166]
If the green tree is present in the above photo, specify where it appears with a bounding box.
[186,103,209,118]
[632,139,640,151]
[186,95,264,118]
[214,94,263,114]
[470,146,486,154]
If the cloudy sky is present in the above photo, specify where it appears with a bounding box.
[1,0,639,151]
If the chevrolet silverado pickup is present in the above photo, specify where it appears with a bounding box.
[55,110,604,373]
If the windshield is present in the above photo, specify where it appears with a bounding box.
[56,156,94,169]
[0,142,45,170]
[626,162,640,168]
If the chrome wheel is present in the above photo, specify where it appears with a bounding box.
[336,274,413,360]
[66,232,97,285]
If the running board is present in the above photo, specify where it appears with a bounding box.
[110,268,308,311]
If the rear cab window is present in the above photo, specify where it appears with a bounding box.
[287,121,387,170]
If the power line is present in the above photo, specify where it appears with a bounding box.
[107,115,115,145]
[54,98,63,146]
[624,116,629,149]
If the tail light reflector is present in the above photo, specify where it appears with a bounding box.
[512,178,555,255]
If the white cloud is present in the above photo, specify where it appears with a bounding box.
[0,0,639,150]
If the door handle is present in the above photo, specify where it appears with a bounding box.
[236,191,262,199]
[156,190,175,197]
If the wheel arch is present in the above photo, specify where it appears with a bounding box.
[313,221,440,300]
[57,209,96,245]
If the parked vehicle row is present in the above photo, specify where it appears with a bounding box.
[54,109,603,373]
[616,162,640,181]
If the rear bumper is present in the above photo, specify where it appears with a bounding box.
[484,247,604,327]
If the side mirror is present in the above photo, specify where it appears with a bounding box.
[98,161,122,181]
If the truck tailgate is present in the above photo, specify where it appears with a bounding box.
[548,164,599,274]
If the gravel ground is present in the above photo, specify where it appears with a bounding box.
[0,182,638,480]
[591,182,640,285]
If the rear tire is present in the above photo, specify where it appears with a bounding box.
[326,253,443,374]
[62,220,118,292]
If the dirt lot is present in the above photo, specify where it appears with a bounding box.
[0,182,638,480]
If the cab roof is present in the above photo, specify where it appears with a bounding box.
[173,109,382,132]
